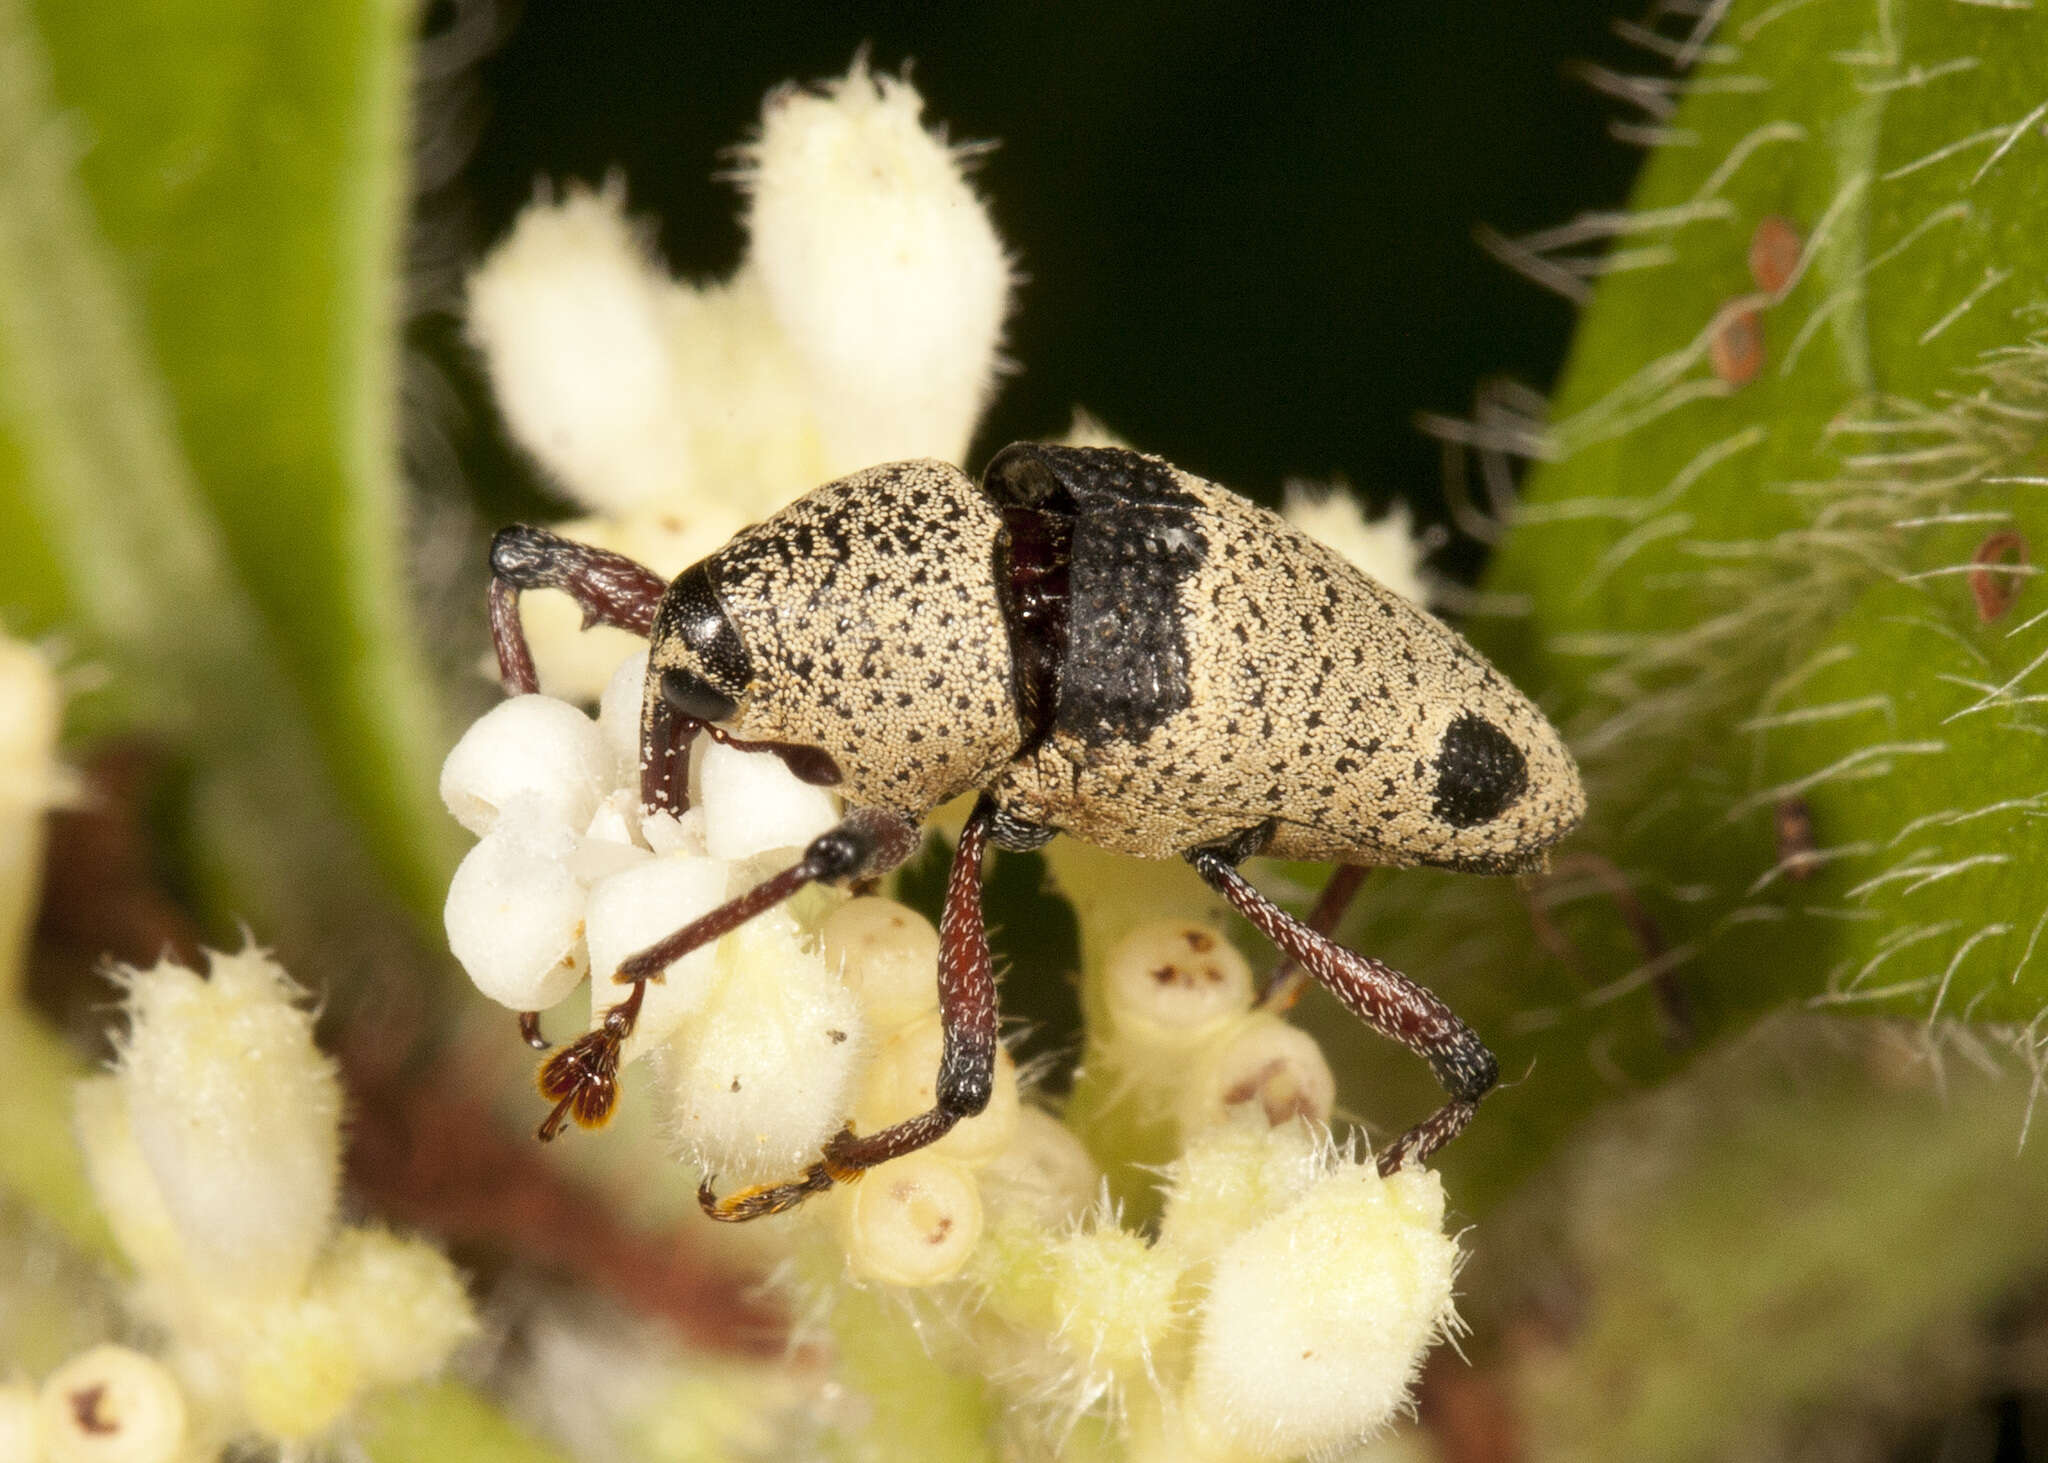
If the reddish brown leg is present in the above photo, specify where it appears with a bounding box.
[698,797,1000,1222]
[1188,849,1498,1176]
[487,524,668,694]
[535,807,923,1141]
[1258,863,1367,1011]
[487,525,672,1042]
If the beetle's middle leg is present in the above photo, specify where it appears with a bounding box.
[534,806,924,1141]
[698,795,1000,1222]
[1187,848,1499,1176]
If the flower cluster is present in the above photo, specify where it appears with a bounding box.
[455,56,1461,1462]
[64,948,476,1456]
[466,57,1012,701]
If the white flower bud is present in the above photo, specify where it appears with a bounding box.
[1282,484,1431,608]
[1103,918,1254,1046]
[567,791,653,886]
[855,1011,1018,1167]
[112,950,341,1303]
[445,812,589,1011]
[742,60,1011,471]
[305,1226,477,1388]
[239,1300,362,1441]
[1178,1015,1336,1135]
[658,910,865,1183]
[1184,1165,1459,1460]
[820,896,939,1031]
[466,185,693,516]
[843,1151,983,1287]
[439,693,609,838]
[0,1388,36,1463]
[978,1107,1101,1229]
[1157,1121,1324,1267]
[0,1381,39,1463]
[973,1218,1180,1389]
[72,1077,186,1282]
[37,1346,186,1463]
[639,806,704,856]
[583,855,730,1060]
[596,648,650,787]
[690,736,840,862]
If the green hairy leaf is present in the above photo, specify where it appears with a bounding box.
[1349,0,2048,1208]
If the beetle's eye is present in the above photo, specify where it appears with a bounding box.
[1431,713,1528,828]
[661,668,739,724]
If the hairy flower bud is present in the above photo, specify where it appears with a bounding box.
[742,60,1011,473]
[658,910,865,1183]
[467,185,693,517]
[1183,1164,1458,1459]
[110,950,342,1303]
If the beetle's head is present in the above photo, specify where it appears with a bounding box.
[646,561,755,727]
[1411,688,1584,876]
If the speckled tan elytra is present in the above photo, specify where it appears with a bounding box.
[487,443,1584,1219]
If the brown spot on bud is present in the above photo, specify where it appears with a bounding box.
[70,1384,115,1435]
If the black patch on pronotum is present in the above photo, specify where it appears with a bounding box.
[983,442,1205,748]
[1431,713,1528,828]
[654,561,753,695]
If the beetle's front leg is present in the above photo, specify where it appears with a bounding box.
[534,807,924,1141]
[487,524,669,695]
[698,796,999,1222]
[486,525,672,1047]
[1188,848,1499,1175]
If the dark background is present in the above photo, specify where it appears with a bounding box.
[426,1,1646,567]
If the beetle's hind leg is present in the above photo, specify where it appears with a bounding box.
[1188,848,1499,1175]
[535,807,924,1141]
[698,797,1000,1222]
[1257,863,1367,1012]
[487,524,669,695]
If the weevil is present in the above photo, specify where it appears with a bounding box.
[487,443,1585,1220]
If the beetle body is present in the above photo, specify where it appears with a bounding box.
[650,442,1582,872]
[489,441,1583,1217]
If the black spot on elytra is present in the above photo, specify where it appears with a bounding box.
[1431,713,1528,828]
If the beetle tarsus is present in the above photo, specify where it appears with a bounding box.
[697,1163,840,1223]
[533,979,645,1137]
